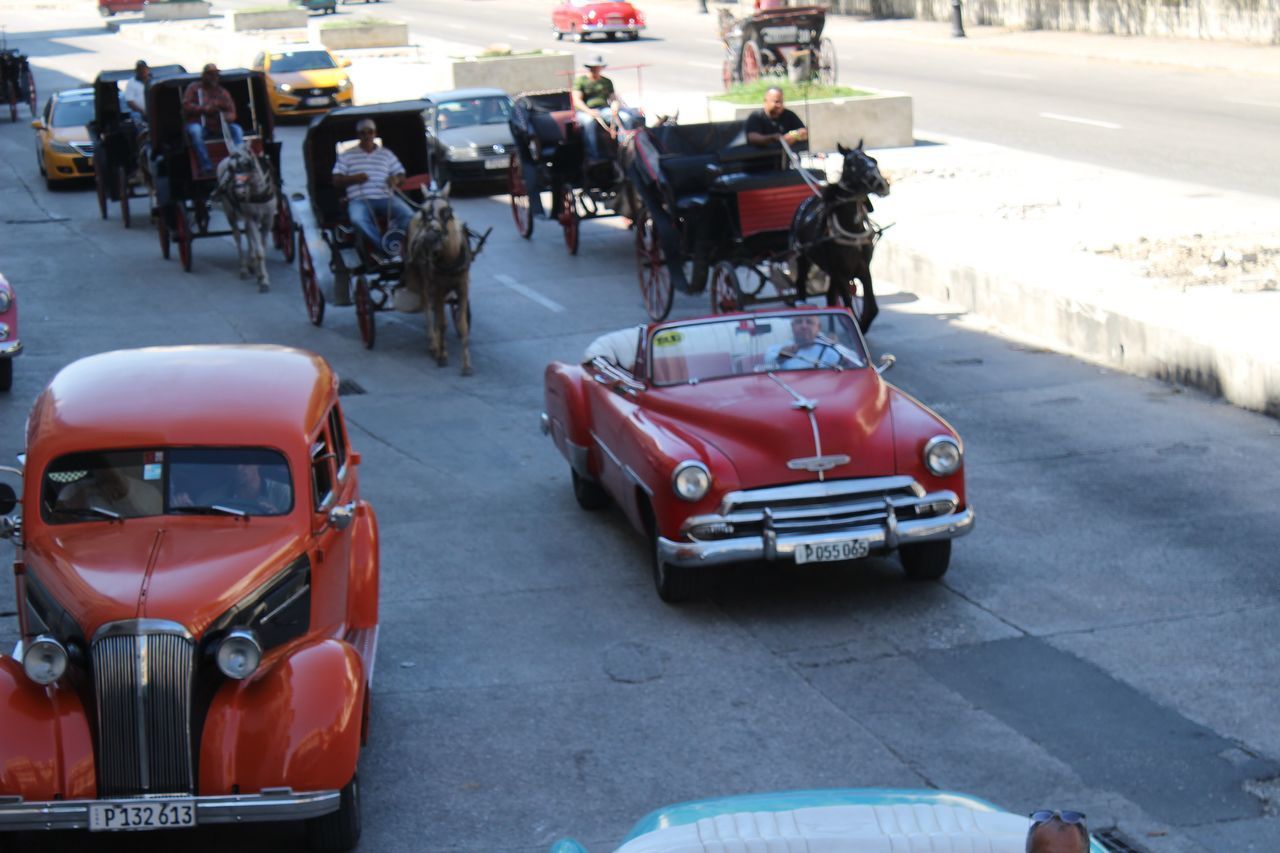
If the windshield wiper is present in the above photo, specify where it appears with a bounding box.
[169,504,247,517]
[55,505,122,521]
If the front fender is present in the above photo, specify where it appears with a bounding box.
[198,638,365,795]
[0,656,95,800]
[347,502,379,630]
[544,362,591,475]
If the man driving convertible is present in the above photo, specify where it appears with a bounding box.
[765,314,853,370]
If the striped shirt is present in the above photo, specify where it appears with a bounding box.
[332,145,405,201]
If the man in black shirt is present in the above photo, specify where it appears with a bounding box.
[745,87,808,151]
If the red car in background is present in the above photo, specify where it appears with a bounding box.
[0,273,19,393]
[552,0,645,41]
[98,0,146,16]
[542,308,974,602]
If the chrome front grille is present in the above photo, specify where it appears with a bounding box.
[92,621,196,797]
[71,142,94,157]
[475,144,507,157]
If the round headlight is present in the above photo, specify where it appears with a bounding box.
[216,629,262,680]
[277,83,293,94]
[0,289,12,312]
[672,461,711,502]
[924,436,962,476]
[23,635,68,685]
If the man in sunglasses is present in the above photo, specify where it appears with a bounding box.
[331,117,413,266]
[1027,810,1090,853]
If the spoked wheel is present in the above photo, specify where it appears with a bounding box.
[27,76,37,118]
[721,57,734,91]
[741,41,762,84]
[354,275,376,349]
[94,157,108,219]
[710,261,743,314]
[507,155,533,239]
[818,37,837,85]
[298,231,325,326]
[117,166,131,229]
[274,196,296,263]
[558,184,579,256]
[157,207,171,259]
[634,212,673,322]
[175,205,193,272]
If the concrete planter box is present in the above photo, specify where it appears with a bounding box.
[143,1,212,21]
[226,9,308,31]
[442,52,574,97]
[708,88,914,150]
[318,22,409,50]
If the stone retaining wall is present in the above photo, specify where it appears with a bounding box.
[226,8,309,32]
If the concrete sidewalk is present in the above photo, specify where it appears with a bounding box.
[22,2,1280,416]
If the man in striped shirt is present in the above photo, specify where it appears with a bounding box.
[331,118,414,259]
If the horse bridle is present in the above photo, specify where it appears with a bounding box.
[412,194,469,275]
[219,151,274,205]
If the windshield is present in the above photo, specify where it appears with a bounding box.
[43,448,293,523]
[51,97,94,128]
[433,96,512,130]
[269,51,336,73]
[648,311,866,386]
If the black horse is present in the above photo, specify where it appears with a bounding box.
[791,141,890,333]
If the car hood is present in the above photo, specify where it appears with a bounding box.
[643,369,896,484]
[271,68,348,89]
[436,123,514,150]
[27,519,305,640]
[50,125,91,144]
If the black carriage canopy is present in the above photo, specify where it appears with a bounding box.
[303,100,432,226]
[145,69,273,152]
[508,89,574,154]
[93,65,187,130]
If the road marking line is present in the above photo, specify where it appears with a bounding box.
[494,273,566,313]
[1227,97,1280,110]
[1038,112,1122,130]
[979,70,1035,80]
[687,61,724,69]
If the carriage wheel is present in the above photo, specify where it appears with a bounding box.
[94,159,108,219]
[559,184,579,256]
[194,200,210,235]
[740,41,762,84]
[157,207,171,259]
[634,213,673,322]
[274,197,296,263]
[175,205,193,272]
[26,74,37,117]
[818,37,837,85]
[722,58,734,91]
[7,94,15,124]
[297,231,325,326]
[354,275,376,349]
[710,261,744,314]
[117,166,131,229]
[507,155,533,239]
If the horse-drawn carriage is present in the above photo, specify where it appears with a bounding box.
[88,65,185,226]
[147,69,294,277]
[506,88,641,255]
[719,2,836,88]
[0,46,37,122]
[296,101,486,359]
[625,120,888,330]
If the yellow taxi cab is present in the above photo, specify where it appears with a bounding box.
[32,88,96,189]
[252,46,354,117]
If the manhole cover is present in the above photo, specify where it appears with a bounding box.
[1094,828,1154,853]
[337,378,365,396]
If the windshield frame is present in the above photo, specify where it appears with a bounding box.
[50,96,95,129]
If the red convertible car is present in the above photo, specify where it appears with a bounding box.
[0,345,378,850]
[542,308,974,601]
[552,0,646,41]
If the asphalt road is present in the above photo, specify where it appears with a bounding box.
[1,7,1280,853]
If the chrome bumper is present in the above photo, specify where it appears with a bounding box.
[658,506,975,568]
[0,788,339,832]
[0,341,22,357]
[581,23,643,34]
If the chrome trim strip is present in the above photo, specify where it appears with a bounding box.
[0,789,341,831]
[687,490,959,529]
[135,635,149,791]
[92,620,192,645]
[590,431,621,470]
[0,342,22,357]
[624,466,653,497]
[567,440,590,479]
[260,584,310,625]
[718,476,924,513]
[659,507,975,568]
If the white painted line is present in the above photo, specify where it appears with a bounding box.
[1038,112,1122,130]
[1227,97,1280,110]
[506,33,531,41]
[979,70,1035,80]
[494,273,566,313]
[687,61,724,70]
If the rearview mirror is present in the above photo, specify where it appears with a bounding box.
[0,482,17,516]
[875,354,896,375]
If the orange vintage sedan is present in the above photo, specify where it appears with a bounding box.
[0,345,379,851]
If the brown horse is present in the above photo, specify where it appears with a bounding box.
[403,188,474,375]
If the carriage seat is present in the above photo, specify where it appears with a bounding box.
[659,153,718,202]
[710,168,821,193]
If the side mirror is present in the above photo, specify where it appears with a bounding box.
[339,57,352,68]
[30,119,43,130]
[0,482,17,516]
[875,353,896,375]
[327,502,355,531]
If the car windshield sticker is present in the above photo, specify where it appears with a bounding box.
[144,450,164,464]
[654,331,683,347]
[143,463,163,481]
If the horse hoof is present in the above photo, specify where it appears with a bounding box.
[239,271,248,280]
[436,358,448,368]
[258,283,270,293]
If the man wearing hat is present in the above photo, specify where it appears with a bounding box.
[124,60,150,125]
[571,54,638,164]
[182,63,244,176]
[331,117,413,265]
